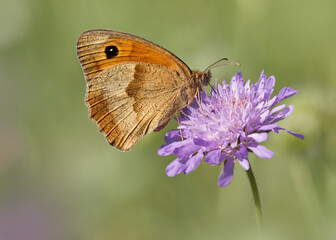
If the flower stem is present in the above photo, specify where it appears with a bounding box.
[246,165,262,228]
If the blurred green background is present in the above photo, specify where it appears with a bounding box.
[1,0,335,239]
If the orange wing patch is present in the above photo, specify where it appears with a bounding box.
[77,30,191,82]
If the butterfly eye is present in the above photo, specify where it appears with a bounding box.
[105,45,119,59]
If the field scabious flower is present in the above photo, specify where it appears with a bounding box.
[158,71,304,187]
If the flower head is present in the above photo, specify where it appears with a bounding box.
[158,71,304,187]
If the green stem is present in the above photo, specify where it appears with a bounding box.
[246,164,262,228]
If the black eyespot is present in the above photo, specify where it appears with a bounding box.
[105,46,118,59]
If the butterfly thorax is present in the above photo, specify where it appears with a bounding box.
[177,70,212,107]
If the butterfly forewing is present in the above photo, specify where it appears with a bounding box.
[77,30,191,81]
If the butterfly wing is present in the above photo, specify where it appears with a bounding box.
[77,29,192,81]
[87,62,194,151]
[76,30,196,150]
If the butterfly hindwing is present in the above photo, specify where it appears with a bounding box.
[86,62,194,151]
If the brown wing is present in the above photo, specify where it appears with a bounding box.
[86,62,194,151]
[76,29,192,82]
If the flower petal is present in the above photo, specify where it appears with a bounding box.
[263,76,275,99]
[177,155,191,164]
[270,105,294,123]
[164,130,182,144]
[237,155,250,170]
[248,132,268,143]
[272,87,299,106]
[158,141,186,156]
[218,152,228,164]
[248,143,274,159]
[218,159,235,187]
[166,159,184,177]
[173,142,202,156]
[193,138,216,148]
[275,127,304,139]
[270,104,286,114]
[257,124,278,131]
[204,149,222,165]
[239,144,248,159]
[183,151,204,174]
[236,145,249,170]
[259,110,270,123]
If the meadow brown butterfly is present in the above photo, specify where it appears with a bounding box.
[77,29,212,151]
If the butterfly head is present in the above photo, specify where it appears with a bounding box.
[192,70,212,88]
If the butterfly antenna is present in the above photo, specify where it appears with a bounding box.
[204,58,241,72]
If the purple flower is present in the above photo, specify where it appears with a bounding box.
[158,71,304,187]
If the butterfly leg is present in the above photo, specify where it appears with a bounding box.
[175,113,184,141]
[196,88,208,117]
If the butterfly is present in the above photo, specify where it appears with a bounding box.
[76,29,214,151]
